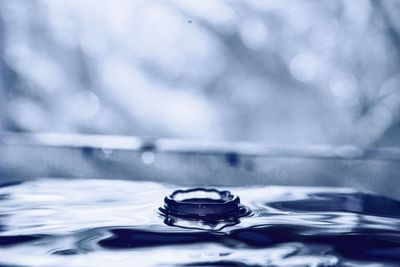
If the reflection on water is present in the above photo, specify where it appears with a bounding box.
[0,179,400,266]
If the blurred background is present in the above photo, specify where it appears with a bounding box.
[0,0,400,147]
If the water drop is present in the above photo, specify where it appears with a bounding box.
[160,188,249,220]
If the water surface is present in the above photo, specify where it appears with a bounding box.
[0,179,399,266]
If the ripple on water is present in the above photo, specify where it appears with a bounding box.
[0,179,399,266]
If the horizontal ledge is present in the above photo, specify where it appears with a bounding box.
[1,132,400,161]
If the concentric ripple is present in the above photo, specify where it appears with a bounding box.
[0,179,399,266]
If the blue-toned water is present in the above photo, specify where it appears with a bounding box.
[0,179,400,266]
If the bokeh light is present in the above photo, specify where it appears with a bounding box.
[0,0,399,146]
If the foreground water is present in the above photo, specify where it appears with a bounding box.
[0,179,400,266]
